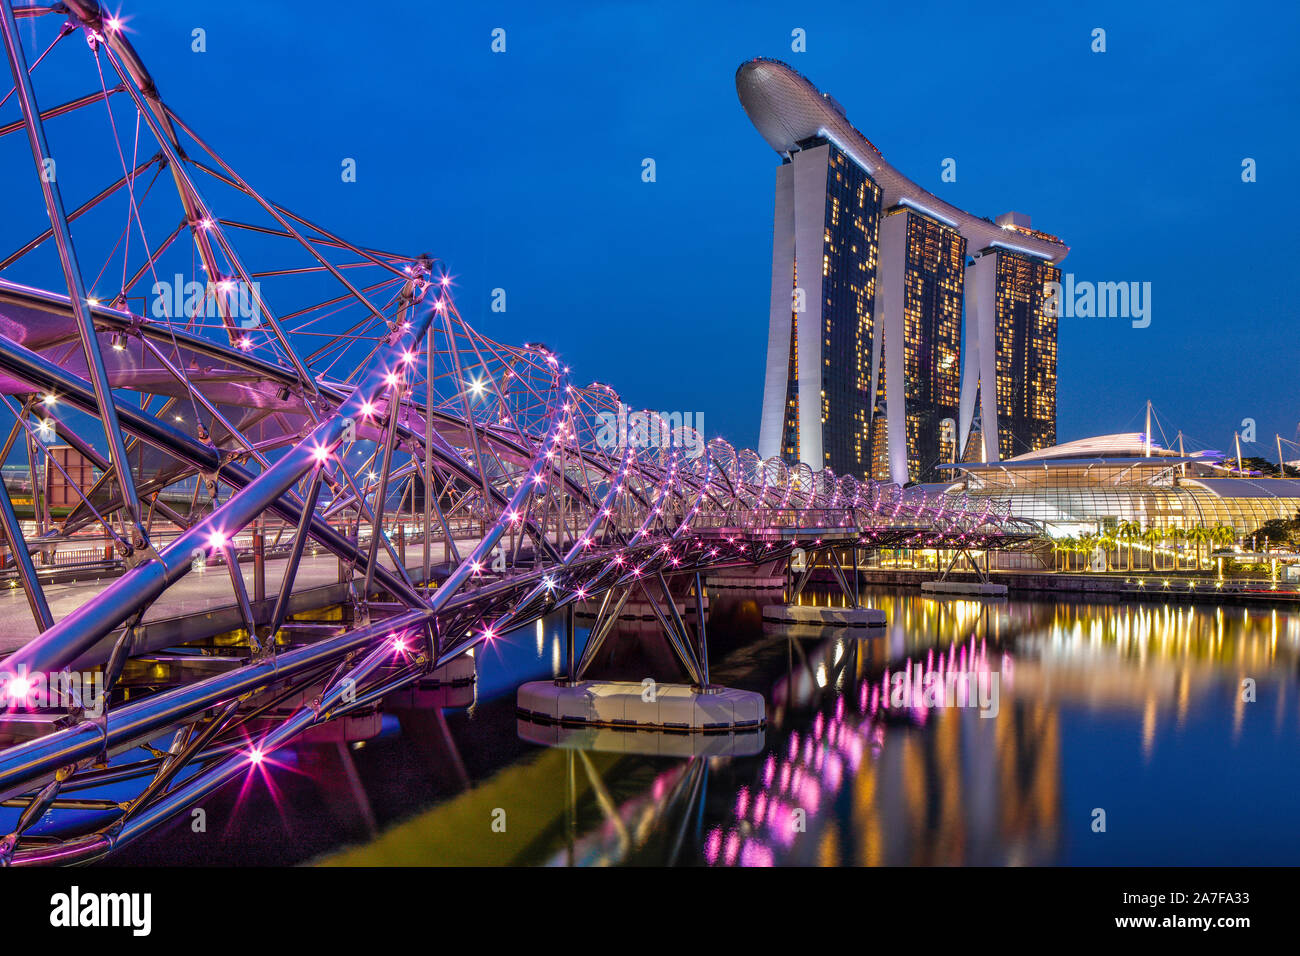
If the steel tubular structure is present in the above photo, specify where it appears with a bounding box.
[0,1,1038,865]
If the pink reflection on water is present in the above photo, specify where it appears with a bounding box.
[707,632,1013,865]
[704,827,722,864]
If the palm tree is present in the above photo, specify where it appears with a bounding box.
[1066,535,1086,572]
[1211,524,1236,552]
[1167,526,1186,571]
[1141,525,1163,571]
[1117,520,1141,571]
[1187,524,1212,571]
[1098,532,1118,572]
[1053,536,1070,571]
[1078,532,1097,572]
[1210,524,1236,577]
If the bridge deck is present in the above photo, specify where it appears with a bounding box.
[0,544,457,668]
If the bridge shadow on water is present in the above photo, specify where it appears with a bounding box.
[104,587,1300,866]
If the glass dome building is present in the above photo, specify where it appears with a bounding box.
[931,433,1300,538]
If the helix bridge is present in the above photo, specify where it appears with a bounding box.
[0,0,1040,865]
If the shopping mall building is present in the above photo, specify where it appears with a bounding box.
[929,433,1300,539]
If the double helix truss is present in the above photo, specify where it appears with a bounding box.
[0,0,1038,864]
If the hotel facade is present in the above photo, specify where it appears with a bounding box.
[737,58,1069,484]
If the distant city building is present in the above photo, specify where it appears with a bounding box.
[958,244,1061,464]
[757,138,881,476]
[874,205,966,483]
[737,58,1068,483]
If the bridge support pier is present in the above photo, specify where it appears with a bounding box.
[939,545,992,583]
[921,545,1008,596]
[766,544,884,627]
[565,601,576,684]
[518,572,764,735]
[784,545,862,608]
[706,559,785,592]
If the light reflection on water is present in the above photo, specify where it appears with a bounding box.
[111,588,1300,866]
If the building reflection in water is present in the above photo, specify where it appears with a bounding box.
[704,620,1059,867]
[107,588,1300,866]
[697,590,1298,867]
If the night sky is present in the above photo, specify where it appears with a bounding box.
[45,0,1300,458]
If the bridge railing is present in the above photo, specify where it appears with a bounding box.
[689,503,1034,536]
[691,507,859,531]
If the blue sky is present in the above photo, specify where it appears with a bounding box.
[96,0,1300,457]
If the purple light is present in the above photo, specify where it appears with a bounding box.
[3,674,32,703]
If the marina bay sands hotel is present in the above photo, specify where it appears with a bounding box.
[738,58,1068,484]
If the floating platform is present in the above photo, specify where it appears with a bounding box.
[761,619,868,642]
[706,573,785,591]
[919,581,1008,597]
[418,655,476,686]
[380,655,477,709]
[574,595,707,623]
[516,719,766,757]
[516,679,763,732]
[294,710,383,746]
[761,604,885,627]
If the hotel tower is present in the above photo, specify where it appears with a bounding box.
[737,58,1068,483]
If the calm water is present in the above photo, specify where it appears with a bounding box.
[110,587,1300,866]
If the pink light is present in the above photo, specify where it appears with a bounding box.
[106,16,123,32]
[248,748,264,766]
[704,828,722,865]
[4,674,32,703]
[359,401,376,418]
[312,445,330,464]
[207,530,227,550]
[385,372,400,388]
